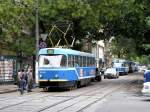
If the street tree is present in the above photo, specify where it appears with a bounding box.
[0,0,150,60]
[0,0,35,54]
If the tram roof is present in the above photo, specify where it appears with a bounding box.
[39,48,95,57]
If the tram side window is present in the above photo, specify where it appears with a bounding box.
[68,55,72,67]
[85,56,87,66]
[71,55,74,67]
[91,57,94,66]
[87,57,88,66]
[88,57,90,66]
[89,57,92,67]
[93,58,96,66]
[82,56,84,67]
[80,56,83,67]
[89,58,92,66]
[87,57,90,66]
[79,56,83,67]
[83,56,86,66]
[92,58,95,66]
[60,55,67,67]
[78,56,81,67]
[79,56,82,67]
[73,55,76,67]
[72,55,75,67]
[78,56,80,67]
[75,56,79,67]
[68,55,75,67]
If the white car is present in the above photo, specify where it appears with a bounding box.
[141,82,150,96]
[141,70,150,96]
[138,65,148,72]
[104,68,119,79]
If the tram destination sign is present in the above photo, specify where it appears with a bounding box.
[47,49,54,54]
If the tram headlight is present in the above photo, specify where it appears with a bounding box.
[54,74,59,79]
[39,74,42,78]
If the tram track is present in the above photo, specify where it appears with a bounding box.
[76,86,123,112]
[38,81,125,112]
[77,80,138,112]
[0,93,52,110]
[0,80,114,112]
[40,78,136,112]
[0,74,139,112]
[0,81,110,111]
[37,82,111,112]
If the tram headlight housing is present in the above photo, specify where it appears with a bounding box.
[54,74,59,79]
[39,74,42,78]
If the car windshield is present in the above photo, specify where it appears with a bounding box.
[39,55,67,67]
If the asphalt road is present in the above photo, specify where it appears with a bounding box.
[0,72,149,112]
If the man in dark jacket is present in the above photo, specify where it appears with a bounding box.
[18,69,27,94]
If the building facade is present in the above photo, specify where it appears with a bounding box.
[92,40,105,68]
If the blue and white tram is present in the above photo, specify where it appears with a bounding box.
[38,48,96,89]
[112,59,129,75]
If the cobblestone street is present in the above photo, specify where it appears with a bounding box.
[0,73,148,112]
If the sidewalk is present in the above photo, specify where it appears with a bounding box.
[0,84,18,94]
[0,83,39,94]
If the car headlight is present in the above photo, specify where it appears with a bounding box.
[144,85,149,89]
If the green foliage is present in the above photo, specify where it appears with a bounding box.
[39,0,100,41]
[111,35,136,59]
[138,55,150,65]
[0,0,35,54]
[0,0,149,60]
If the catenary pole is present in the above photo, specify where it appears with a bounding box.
[35,0,39,61]
[35,0,39,84]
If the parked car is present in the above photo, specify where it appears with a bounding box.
[104,68,119,79]
[138,65,148,72]
[141,70,150,96]
[141,82,150,96]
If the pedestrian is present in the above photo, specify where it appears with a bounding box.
[18,69,27,94]
[17,69,21,88]
[27,68,33,92]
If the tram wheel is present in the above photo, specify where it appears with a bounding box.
[68,82,78,91]
[73,82,78,89]
[69,86,74,91]
[96,76,101,81]
[77,82,81,88]
[43,87,49,92]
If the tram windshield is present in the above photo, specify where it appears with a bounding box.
[39,55,67,67]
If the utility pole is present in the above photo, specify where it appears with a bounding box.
[35,0,39,84]
[35,0,39,61]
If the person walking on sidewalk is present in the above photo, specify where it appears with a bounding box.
[18,69,27,94]
[17,70,21,88]
[27,68,33,92]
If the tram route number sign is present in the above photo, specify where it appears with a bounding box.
[39,42,47,49]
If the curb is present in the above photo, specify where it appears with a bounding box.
[0,89,17,94]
